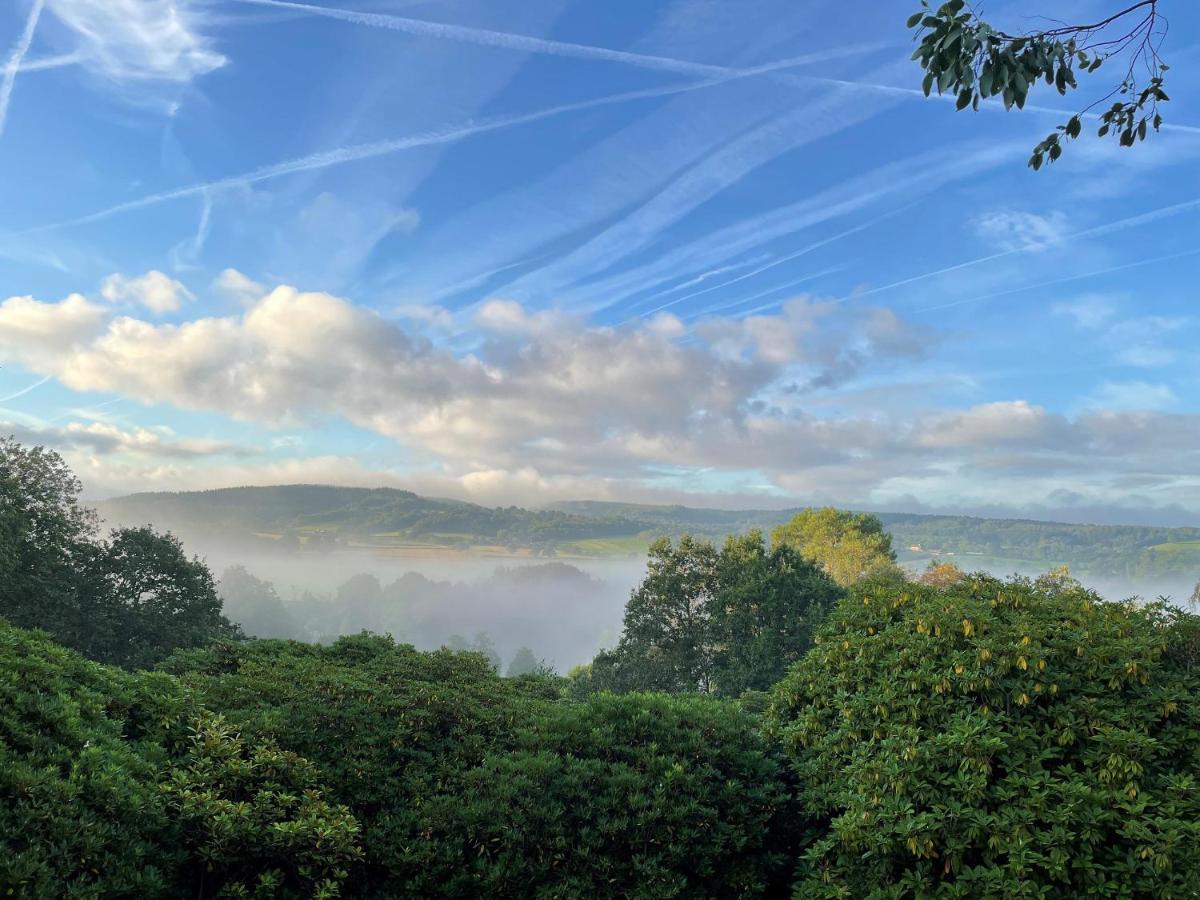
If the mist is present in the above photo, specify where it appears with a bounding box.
[187,539,646,672]
[166,527,1197,679]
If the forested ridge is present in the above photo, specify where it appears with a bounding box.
[101,486,1200,578]
[5,439,1200,897]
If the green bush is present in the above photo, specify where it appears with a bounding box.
[164,633,795,897]
[768,574,1200,898]
[0,620,176,898]
[418,692,794,899]
[0,619,361,899]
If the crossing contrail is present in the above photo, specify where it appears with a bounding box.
[0,0,44,139]
[233,0,884,80]
[13,54,872,235]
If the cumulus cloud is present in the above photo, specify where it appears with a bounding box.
[44,0,224,85]
[6,276,1200,518]
[101,270,194,313]
[0,282,931,479]
[0,292,106,368]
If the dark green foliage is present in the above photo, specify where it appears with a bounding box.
[0,620,176,898]
[0,436,97,634]
[592,532,840,696]
[0,619,361,899]
[75,525,240,668]
[420,692,795,899]
[595,535,719,693]
[711,534,843,696]
[160,634,552,893]
[163,712,362,899]
[163,633,795,897]
[907,0,1169,168]
[768,574,1200,898]
[0,438,239,668]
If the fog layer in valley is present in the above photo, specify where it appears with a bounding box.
[165,535,1196,675]
[199,542,644,672]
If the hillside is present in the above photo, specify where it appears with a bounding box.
[97,485,643,553]
[97,486,1200,579]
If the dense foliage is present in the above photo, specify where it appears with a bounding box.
[772,508,899,588]
[0,437,239,668]
[0,620,361,899]
[587,531,842,696]
[769,574,1200,898]
[161,634,794,897]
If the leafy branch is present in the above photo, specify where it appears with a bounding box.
[907,0,1170,169]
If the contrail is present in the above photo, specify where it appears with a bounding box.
[918,247,1200,312]
[687,265,846,320]
[849,197,1200,304]
[626,208,906,323]
[237,0,1200,137]
[233,0,885,80]
[0,0,44,139]
[18,51,80,72]
[13,54,869,235]
[0,373,51,403]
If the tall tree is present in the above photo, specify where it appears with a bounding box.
[219,565,299,640]
[709,532,843,696]
[771,507,899,587]
[0,437,96,632]
[591,532,842,696]
[908,0,1171,168]
[75,526,239,669]
[505,646,539,677]
[0,438,237,668]
[596,535,719,693]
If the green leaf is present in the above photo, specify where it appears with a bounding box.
[956,88,973,110]
[906,12,924,28]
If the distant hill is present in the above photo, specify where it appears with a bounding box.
[98,485,1200,580]
[97,485,643,553]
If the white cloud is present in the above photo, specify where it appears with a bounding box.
[101,270,193,313]
[44,0,224,85]
[7,275,1200,518]
[971,209,1068,253]
[0,281,928,481]
[0,292,106,368]
[213,268,265,306]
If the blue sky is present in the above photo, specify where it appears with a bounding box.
[1,0,1199,523]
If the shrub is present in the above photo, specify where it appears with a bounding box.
[0,619,361,899]
[165,633,796,897]
[768,574,1200,898]
[418,692,795,898]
